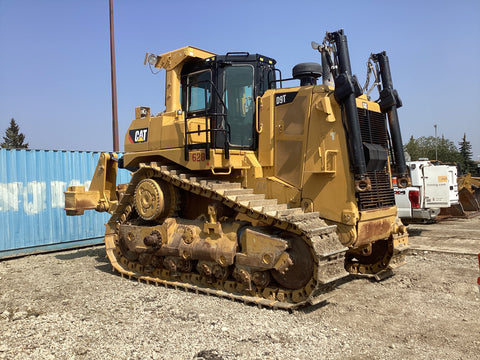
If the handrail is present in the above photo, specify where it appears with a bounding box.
[225,52,250,57]
[210,166,232,175]
[255,96,263,133]
[184,79,230,161]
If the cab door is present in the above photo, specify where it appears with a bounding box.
[222,65,255,149]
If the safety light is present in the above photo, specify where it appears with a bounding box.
[147,53,158,66]
[311,41,321,50]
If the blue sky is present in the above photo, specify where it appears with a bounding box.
[1,0,479,160]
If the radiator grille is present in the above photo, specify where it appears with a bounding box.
[357,108,388,146]
[356,108,395,210]
[357,170,396,210]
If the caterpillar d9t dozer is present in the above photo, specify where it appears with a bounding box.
[65,29,410,309]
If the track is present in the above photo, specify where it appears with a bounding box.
[103,162,349,309]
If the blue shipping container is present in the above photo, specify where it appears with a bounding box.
[0,149,131,258]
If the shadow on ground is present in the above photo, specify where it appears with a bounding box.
[95,262,116,275]
[55,246,106,261]
[406,227,423,237]
[54,246,115,275]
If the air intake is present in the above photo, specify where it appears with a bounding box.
[292,63,322,86]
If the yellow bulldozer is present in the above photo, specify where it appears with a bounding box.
[65,29,409,309]
[458,174,480,212]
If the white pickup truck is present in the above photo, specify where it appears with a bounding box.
[394,160,458,223]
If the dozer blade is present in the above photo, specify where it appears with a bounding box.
[458,187,480,212]
[440,203,468,217]
[442,175,480,217]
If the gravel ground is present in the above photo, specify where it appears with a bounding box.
[1,220,480,359]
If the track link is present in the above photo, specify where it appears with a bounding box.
[104,163,348,309]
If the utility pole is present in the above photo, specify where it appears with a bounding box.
[109,0,119,152]
[434,124,437,161]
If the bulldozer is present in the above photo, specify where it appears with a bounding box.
[65,29,409,309]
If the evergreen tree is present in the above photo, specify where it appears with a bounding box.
[1,118,29,149]
[458,133,475,174]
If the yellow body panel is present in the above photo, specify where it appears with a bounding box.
[356,207,397,245]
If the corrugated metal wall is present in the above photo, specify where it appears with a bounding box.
[0,149,131,258]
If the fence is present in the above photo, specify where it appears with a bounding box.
[0,149,131,258]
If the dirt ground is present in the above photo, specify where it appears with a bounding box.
[1,216,479,360]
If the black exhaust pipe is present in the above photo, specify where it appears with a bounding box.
[372,51,410,186]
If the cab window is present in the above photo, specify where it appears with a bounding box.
[187,70,211,112]
[224,66,254,147]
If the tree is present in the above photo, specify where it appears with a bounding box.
[458,133,475,174]
[1,118,28,149]
[404,135,461,163]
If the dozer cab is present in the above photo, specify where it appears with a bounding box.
[65,29,409,309]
